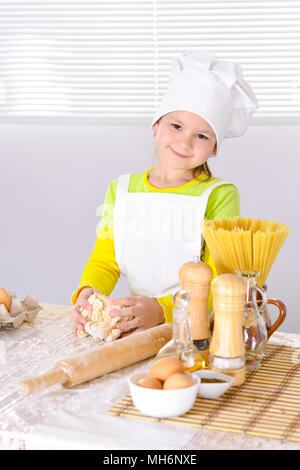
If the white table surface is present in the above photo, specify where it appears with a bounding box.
[0,302,300,451]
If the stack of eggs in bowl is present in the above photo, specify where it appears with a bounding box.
[138,357,193,390]
[128,357,200,418]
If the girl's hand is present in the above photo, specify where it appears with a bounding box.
[69,287,98,334]
[107,295,165,336]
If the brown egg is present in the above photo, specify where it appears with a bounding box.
[149,357,185,382]
[137,377,163,389]
[0,287,11,311]
[163,373,193,390]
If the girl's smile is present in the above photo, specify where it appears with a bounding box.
[169,146,191,159]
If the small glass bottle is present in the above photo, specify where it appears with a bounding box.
[235,270,268,371]
[155,289,206,372]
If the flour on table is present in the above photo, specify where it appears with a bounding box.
[77,293,131,342]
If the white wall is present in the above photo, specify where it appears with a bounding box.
[1,122,299,333]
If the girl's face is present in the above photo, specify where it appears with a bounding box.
[152,110,217,171]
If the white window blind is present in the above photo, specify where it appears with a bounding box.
[0,0,300,124]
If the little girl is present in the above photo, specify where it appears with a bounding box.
[70,50,258,336]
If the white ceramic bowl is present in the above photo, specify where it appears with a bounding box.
[128,371,200,418]
[195,370,234,399]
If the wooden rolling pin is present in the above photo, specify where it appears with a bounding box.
[19,323,172,396]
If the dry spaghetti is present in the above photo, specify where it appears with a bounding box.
[201,217,290,286]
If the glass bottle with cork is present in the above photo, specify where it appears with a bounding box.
[155,289,206,372]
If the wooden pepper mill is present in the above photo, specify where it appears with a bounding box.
[209,273,247,386]
[179,256,213,363]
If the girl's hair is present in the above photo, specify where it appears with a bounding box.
[192,161,212,180]
[193,141,217,180]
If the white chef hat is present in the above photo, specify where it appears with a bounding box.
[151,50,258,154]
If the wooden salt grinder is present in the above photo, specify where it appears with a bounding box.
[179,258,213,363]
[209,274,247,386]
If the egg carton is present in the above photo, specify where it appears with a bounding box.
[0,291,43,329]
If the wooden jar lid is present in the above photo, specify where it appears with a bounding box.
[212,273,246,299]
[179,261,213,286]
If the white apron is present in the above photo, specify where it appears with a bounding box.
[113,173,230,299]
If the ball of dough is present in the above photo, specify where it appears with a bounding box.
[78,292,132,342]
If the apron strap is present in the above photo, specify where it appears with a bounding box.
[116,173,131,194]
[114,174,131,275]
[193,180,232,260]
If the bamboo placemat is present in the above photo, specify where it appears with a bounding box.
[107,343,300,443]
